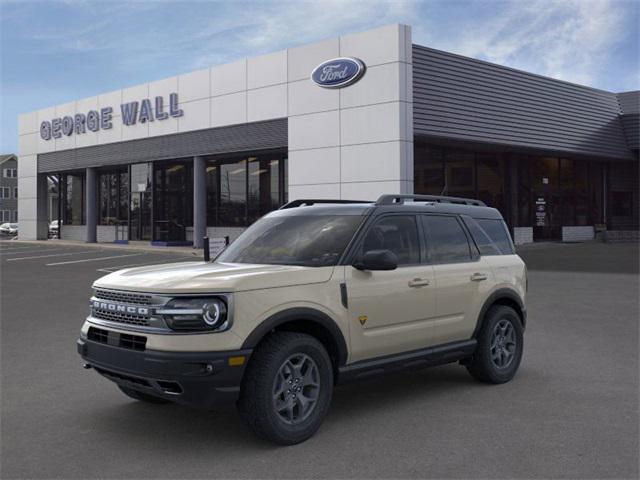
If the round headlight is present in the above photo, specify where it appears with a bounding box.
[203,302,221,326]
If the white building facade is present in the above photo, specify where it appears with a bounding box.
[17,24,639,245]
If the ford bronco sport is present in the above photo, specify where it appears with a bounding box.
[77,194,527,444]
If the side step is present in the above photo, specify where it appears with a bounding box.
[337,339,477,384]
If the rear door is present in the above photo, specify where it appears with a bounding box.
[422,214,493,345]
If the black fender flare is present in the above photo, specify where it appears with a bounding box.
[473,288,526,338]
[241,307,349,366]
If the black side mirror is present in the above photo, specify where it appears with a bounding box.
[353,249,398,271]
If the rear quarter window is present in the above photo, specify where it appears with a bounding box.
[474,219,515,255]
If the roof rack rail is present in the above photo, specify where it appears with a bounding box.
[279,199,371,209]
[376,194,486,207]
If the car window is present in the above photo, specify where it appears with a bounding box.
[216,215,363,267]
[422,215,472,264]
[361,215,420,266]
[477,219,515,254]
[462,217,501,256]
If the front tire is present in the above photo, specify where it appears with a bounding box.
[118,385,170,404]
[238,332,334,445]
[467,305,523,384]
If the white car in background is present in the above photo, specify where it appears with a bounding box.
[49,220,60,238]
[0,223,18,236]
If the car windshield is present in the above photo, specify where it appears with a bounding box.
[216,215,363,267]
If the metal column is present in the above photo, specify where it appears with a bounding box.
[193,156,207,248]
[85,167,97,243]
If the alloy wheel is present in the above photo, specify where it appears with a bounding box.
[490,319,517,369]
[272,353,320,425]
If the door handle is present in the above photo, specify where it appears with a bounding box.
[408,278,430,288]
[470,272,488,282]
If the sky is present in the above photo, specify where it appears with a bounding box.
[1,0,638,153]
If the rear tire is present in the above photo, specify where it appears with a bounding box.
[118,385,170,404]
[238,332,333,445]
[467,305,523,384]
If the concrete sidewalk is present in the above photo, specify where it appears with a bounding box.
[3,238,202,257]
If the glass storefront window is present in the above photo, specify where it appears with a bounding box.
[98,169,128,225]
[248,156,281,223]
[129,163,153,241]
[220,159,247,227]
[414,144,444,195]
[62,173,85,225]
[207,151,287,227]
[477,153,505,216]
[445,151,475,198]
[154,161,192,241]
[414,141,610,239]
[588,162,604,225]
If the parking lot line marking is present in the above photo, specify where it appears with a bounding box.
[96,258,190,273]
[0,248,73,256]
[46,253,143,266]
[6,250,100,261]
[0,246,48,252]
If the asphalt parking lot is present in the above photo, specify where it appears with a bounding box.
[1,240,638,479]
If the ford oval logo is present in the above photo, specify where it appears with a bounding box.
[311,57,366,89]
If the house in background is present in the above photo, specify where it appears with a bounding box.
[0,154,18,223]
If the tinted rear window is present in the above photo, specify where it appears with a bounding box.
[477,219,514,255]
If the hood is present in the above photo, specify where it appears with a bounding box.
[93,261,335,294]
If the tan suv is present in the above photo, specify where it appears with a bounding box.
[77,194,527,444]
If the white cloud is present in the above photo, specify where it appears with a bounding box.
[188,0,418,69]
[414,0,636,89]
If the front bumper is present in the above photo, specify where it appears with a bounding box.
[77,337,252,410]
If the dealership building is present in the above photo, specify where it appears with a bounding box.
[17,24,639,246]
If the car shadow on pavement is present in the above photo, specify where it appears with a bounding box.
[81,364,500,450]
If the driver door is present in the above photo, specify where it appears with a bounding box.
[344,214,436,362]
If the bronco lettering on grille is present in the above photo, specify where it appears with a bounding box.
[91,300,149,316]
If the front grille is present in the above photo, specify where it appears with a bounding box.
[94,289,152,305]
[87,327,147,351]
[92,309,150,327]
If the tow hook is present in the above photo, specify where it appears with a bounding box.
[83,363,92,370]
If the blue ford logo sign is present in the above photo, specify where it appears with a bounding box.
[311,57,366,89]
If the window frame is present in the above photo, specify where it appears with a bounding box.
[349,213,423,268]
[421,213,479,265]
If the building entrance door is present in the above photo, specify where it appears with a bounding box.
[531,157,561,241]
[129,163,153,241]
[153,161,192,243]
[130,192,152,241]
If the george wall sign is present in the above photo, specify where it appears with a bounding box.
[40,93,184,140]
[311,57,366,89]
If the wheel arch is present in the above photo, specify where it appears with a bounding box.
[241,307,349,372]
[473,288,526,338]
